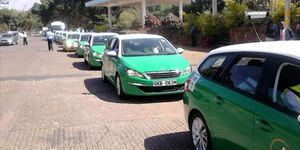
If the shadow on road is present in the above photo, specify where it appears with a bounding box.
[84,77,182,104]
[73,61,89,71]
[144,131,194,150]
[67,53,78,58]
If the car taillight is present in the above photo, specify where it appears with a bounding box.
[184,78,190,92]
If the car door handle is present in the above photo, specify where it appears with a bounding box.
[256,119,273,132]
[214,96,224,105]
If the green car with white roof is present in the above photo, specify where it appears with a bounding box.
[101,34,191,98]
[84,32,118,69]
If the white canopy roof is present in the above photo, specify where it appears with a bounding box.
[85,0,190,7]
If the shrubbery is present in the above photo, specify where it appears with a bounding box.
[145,14,162,28]
[162,13,183,29]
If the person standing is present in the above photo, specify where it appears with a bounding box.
[190,23,197,47]
[265,20,275,41]
[46,30,54,51]
[23,31,28,45]
[296,19,300,40]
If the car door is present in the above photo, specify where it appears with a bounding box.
[253,56,300,150]
[84,36,92,62]
[109,38,119,82]
[104,38,117,81]
[210,54,268,150]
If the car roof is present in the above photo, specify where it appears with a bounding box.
[116,34,164,40]
[210,41,300,60]
[90,32,118,36]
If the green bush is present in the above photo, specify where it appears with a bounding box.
[195,11,224,36]
[94,25,108,32]
[183,13,198,34]
[117,8,140,30]
[272,2,298,25]
[223,0,247,29]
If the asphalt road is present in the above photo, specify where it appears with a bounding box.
[0,37,207,150]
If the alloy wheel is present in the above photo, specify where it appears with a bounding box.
[192,117,208,150]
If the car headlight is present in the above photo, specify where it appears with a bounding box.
[92,52,102,57]
[182,66,192,76]
[125,68,145,78]
[80,45,84,49]
[66,42,72,47]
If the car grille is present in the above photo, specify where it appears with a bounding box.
[145,70,181,79]
[1,40,7,42]
[138,84,184,93]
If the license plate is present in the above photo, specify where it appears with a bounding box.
[153,80,177,87]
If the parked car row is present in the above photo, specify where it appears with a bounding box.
[52,32,300,150]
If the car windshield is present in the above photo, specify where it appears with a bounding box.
[80,35,91,42]
[67,34,80,40]
[93,35,113,45]
[2,34,12,37]
[122,38,177,56]
[52,25,63,31]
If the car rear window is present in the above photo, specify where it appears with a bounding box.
[223,57,265,95]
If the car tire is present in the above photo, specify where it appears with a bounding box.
[101,69,108,83]
[189,113,211,150]
[116,75,126,99]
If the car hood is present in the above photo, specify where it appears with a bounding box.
[91,45,106,53]
[120,54,190,72]
[79,41,89,45]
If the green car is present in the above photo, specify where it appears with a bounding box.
[75,33,91,57]
[63,32,80,52]
[183,41,300,150]
[101,34,191,98]
[84,33,118,69]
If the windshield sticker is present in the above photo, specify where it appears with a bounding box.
[188,74,200,92]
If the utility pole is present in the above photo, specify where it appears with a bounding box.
[283,0,291,40]
[212,0,217,16]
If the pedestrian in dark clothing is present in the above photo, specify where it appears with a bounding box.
[23,32,28,45]
[296,19,300,40]
[46,31,54,51]
[190,23,197,47]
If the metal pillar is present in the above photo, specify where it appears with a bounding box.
[141,0,146,28]
[212,0,217,16]
[179,0,183,22]
[283,0,291,40]
[108,6,112,29]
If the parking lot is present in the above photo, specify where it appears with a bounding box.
[0,37,207,150]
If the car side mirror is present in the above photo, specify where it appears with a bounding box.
[106,51,117,57]
[298,115,300,123]
[177,48,184,54]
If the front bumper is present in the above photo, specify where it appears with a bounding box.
[120,74,190,96]
[64,45,77,51]
[89,55,102,67]
[76,47,84,56]
[0,41,13,45]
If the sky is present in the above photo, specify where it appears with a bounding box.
[10,0,41,11]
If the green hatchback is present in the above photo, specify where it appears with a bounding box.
[101,34,191,98]
[184,41,300,150]
[63,32,80,52]
[84,33,118,69]
[75,33,91,57]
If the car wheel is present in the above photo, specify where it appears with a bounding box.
[101,69,108,83]
[189,113,211,150]
[116,75,126,99]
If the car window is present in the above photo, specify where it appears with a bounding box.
[223,57,265,95]
[92,35,113,46]
[198,55,227,81]
[2,34,12,37]
[121,38,177,56]
[67,34,80,40]
[272,64,300,114]
[80,35,91,42]
[109,38,117,51]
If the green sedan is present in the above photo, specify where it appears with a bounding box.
[75,33,91,57]
[184,41,300,150]
[63,32,80,52]
[101,34,191,98]
[84,33,118,69]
